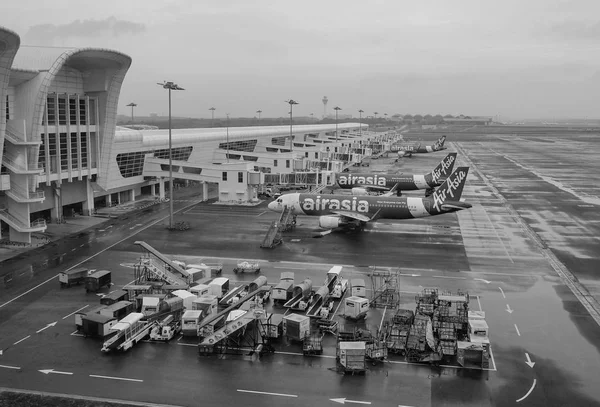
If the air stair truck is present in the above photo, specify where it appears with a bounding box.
[101,313,153,352]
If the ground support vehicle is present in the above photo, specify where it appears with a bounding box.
[317,318,338,335]
[59,267,89,288]
[149,314,181,341]
[337,341,366,375]
[101,313,152,352]
[233,261,261,274]
[85,270,111,293]
[366,341,388,365]
[303,333,324,356]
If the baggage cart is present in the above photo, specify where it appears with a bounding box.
[100,290,129,306]
[85,270,111,293]
[58,267,89,288]
[233,261,261,274]
[303,333,324,356]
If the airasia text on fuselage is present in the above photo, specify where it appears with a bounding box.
[301,195,370,213]
[432,170,467,212]
[337,174,389,187]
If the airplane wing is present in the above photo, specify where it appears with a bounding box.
[357,185,390,192]
[441,202,472,211]
[330,211,373,222]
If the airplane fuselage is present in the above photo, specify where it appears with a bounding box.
[289,194,454,219]
[336,173,436,190]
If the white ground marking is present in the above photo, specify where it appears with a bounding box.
[0,201,202,310]
[0,364,21,370]
[70,330,84,337]
[237,389,298,398]
[516,379,537,403]
[255,211,267,217]
[89,374,143,383]
[476,296,482,312]
[62,305,89,320]
[514,324,521,336]
[13,335,30,345]
[499,287,506,298]
[480,204,514,264]
[432,276,466,280]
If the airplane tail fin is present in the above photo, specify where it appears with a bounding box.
[438,135,447,146]
[430,152,457,182]
[432,166,469,203]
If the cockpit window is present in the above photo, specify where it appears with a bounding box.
[277,199,282,203]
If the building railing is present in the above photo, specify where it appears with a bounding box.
[0,208,46,231]
[8,183,45,201]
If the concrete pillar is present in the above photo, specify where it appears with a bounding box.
[158,179,165,200]
[116,192,121,205]
[202,182,208,201]
[82,178,94,216]
[150,183,156,196]
[105,195,111,208]
[130,189,135,202]
[52,188,61,222]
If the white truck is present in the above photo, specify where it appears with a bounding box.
[149,314,181,341]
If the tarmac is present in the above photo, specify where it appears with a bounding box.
[1,129,600,406]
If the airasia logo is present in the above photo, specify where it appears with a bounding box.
[433,170,466,211]
[432,155,455,181]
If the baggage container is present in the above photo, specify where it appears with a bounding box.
[100,290,129,306]
[81,313,117,337]
[265,313,284,338]
[190,284,210,297]
[192,294,218,316]
[182,310,203,337]
[209,277,230,299]
[273,280,294,303]
[59,267,89,288]
[172,290,197,310]
[283,314,310,341]
[85,270,111,293]
[350,279,366,297]
[75,305,107,330]
[337,341,366,374]
[344,296,369,320]
[186,268,205,283]
[100,301,135,320]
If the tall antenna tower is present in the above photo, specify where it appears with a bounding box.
[322,96,328,119]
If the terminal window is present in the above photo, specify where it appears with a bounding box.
[238,172,243,183]
[218,140,257,152]
[222,172,228,181]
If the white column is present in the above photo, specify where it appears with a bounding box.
[130,189,135,202]
[105,195,111,208]
[82,177,94,216]
[159,179,165,200]
[150,183,156,196]
[202,182,208,201]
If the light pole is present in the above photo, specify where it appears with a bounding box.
[209,107,216,128]
[310,113,314,121]
[256,110,262,124]
[334,106,342,141]
[358,109,364,136]
[374,111,379,120]
[226,113,230,163]
[285,100,298,151]
[157,81,184,229]
[127,102,137,123]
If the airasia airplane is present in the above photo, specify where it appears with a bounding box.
[395,135,447,157]
[267,166,471,232]
[336,152,456,196]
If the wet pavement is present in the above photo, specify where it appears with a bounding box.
[1,129,600,406]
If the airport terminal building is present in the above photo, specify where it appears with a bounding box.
[0,26,398,243]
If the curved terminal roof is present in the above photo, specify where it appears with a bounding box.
[11,45,131,72]
[115,123,365,146]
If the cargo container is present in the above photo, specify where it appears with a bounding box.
[186,268,205,283]
[265,313,284,338]
[283,314,311,341]
[100,301,135,320]
[350,279,366,297]
[303,333,323,355]
[272,280,294,304]
[192,294,218,316]
[134,293,167,311]
[85,270,111,293]
[182,310,204,337]
[209,277,230,299]
[100,290,129,306]
[337,341,366,374]
[81,313,117,337]
[58,267,89,288]
[190,284,211,297]
[344,296,369,320]
[172,290,197,310]
[75,305,107,330]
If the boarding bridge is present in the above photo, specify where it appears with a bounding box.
[133,241,190,286]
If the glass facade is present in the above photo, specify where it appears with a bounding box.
[116,147,193,178]
[218,140,257,152]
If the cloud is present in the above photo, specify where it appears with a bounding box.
[23,16,145,45]
[545,20,600,41]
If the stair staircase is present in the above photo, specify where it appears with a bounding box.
[141,258,188,286]
[198,310,266,346]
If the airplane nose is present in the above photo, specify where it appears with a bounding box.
[267,201,276,211]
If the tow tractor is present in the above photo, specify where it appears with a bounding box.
[149,314,181,342]
[233,261,261,274]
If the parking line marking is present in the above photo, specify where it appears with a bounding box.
[63,305,89,320]
[476,296,482,312]
[499,287,506,298]
[237,389,298,398]
[89,374,143,383]
[0,364,21,370]
[516,379,537,403]
[514,324,521,336]
[70,330,84,337]
[432,276,467,280]
[13,335,30,345]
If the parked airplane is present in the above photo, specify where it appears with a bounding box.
[267,166,471,232]
[396,135,447,157]
[336,152,457,196]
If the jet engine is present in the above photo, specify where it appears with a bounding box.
[351,187,368,196]
[318,216,344,229]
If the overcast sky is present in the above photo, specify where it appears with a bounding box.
[4,0,600,120]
